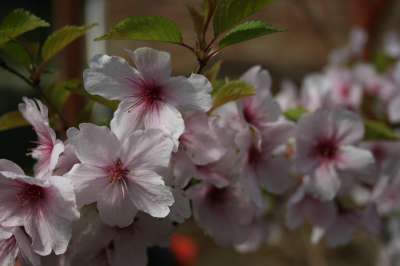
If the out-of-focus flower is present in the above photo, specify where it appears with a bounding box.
[187,182,256,247]
[296,109,374,200]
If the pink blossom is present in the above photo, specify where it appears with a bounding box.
[83,48,212,146]
[187,182,256,247]
[296,109,374,200]
[0,226,40,266]
[18,97,64,178]
[286,177,337,230]
[67,123,174,227]
[0,159,79,255]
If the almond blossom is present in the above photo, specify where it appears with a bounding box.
[0,159,79,256]
[83,47,212,146]
[67,122,174,227]
[296,109,374,200]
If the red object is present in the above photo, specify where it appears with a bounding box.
[170,234,199,266]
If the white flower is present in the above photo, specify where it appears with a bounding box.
[83,47,212,147]
[67,122,174,227]
[0,159,79,255]
[296,109,374,200]
[18,97,64,178]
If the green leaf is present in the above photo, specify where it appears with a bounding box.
[204,0,217,22]
[364,120,399,140]
[42,24,96,62]
[0,111,29,132]
[0,41,32,67]
[219,20,283,48]
[0,9,49,47]
[96,16,182,43]
[205,60,222,82]
[187,5,204,41]
[283,107,308,122]
[209,80,255,113]
[60,80,118,110]
[213,0,272,36]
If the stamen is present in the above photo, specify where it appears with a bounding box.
[106,159,129,183]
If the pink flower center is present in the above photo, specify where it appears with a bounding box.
[17,184,46,206]
[248,145,262,166]
[312,138,338,160]
[106,159,129,183]
[243,105,256,125]
[128,78,164,113]
[339,84,351,99]
[206,186,230,204]
[0,235,16,254]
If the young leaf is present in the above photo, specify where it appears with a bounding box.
[95,16,182,44]
[204,0,217,22]
[219,21,283,48]
[0,41,32,67]
[42,24,96,62]
[283,107,308,122]
[213,0,272,36]
[60,80,118,110]
[364,120,399,141]
[187,5,204,41]
[209,80,255,113]
[205,60,222,82]
[0,9,49,47]
[0,111,29,132]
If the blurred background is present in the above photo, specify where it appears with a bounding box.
[1,0,400,265]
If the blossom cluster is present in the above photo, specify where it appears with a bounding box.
[1,31,400,265]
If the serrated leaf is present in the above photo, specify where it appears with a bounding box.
[42,24,96,62]
[213,0,272,36]
[365,120,399,140]
[219,20,283,48]
[0,111,29,132]
[0,9,49,47]
[209,80,255,113]
[96,16,182,43]
[283,107,308,122]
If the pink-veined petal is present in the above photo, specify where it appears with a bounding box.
[126,169,174,218]
[84,54,139,100]
[129,47,171,82]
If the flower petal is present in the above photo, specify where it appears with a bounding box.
[122,129,174,172]
[143,103,184,149]
[129,47,171,82]
[83,54,139,100]
[97,182,138,227]
[110,100,142,141]
[70,123,121,167]
[126,169,174,218]
[67,163,109,207]
[337,146,374,171]
[0,159,24,175]
[163,75,212,113]
[311,164,341,201]
[240,65,271,99]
